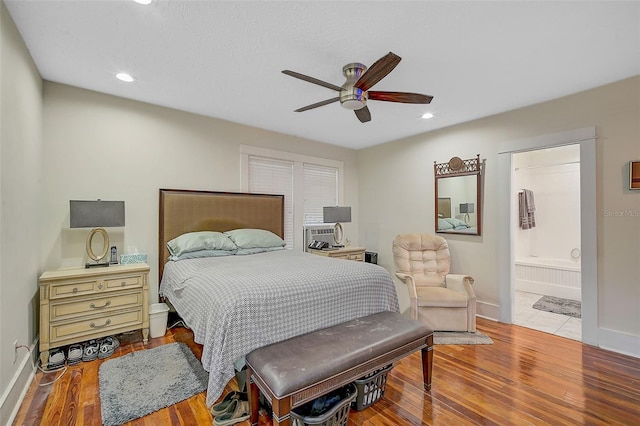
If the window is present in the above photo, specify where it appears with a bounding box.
[303,163,338,225]
[247,156,294,248]
[241,146,344,250]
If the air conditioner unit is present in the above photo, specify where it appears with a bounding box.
[304,225,335,252]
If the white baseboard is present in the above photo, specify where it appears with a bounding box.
[0,339,37,426]
[598,327,640,359]
[476,300,499,321]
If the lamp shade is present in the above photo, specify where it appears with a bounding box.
[70,200,125,228]
[459,203,475,214]
[323,206,351,223]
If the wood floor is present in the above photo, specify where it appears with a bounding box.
[13,317,640,425]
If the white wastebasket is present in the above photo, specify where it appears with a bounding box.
[149,303,170,338]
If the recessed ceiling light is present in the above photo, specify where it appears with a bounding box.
[134,0,152,4]
[422,112,434,119]
[116,72,134,83]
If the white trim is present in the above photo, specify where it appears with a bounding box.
[498,127,597,345]
[1,339,37,426]
[497,127,596,154]
[239,145,344,171]
[598,328,640,358]
[476,300,500,321]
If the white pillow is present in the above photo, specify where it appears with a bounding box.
[167,231,237,257]
[224,229,286,249]
[169,249,236,261]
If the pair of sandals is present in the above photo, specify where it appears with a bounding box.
[210,390,250,426]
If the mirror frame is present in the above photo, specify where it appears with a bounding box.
[434,155,482,236]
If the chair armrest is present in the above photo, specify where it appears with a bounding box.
[395,272,419,320]
[445,274,476,300]
[395,273,418,299]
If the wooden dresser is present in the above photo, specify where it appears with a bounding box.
[308,246,366,261]
[38,263,150,367]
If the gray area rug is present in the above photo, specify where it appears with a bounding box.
[99,342,208,426]
[433,331,493,345]
[533,295,581,318]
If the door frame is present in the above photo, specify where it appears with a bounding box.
[497,127,597,345]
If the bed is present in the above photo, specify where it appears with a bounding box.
[157,189,399,406]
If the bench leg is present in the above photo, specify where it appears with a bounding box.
[271,396,292,426]
[246,368,292,426]
[422,334,434,391]
[247,367,260,425]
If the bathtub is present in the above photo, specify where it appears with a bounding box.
[515,256,581,300]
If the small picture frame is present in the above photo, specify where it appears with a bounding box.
[630,161,640,190]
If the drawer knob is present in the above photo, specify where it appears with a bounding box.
[89,301,111,309]
[90,319,111,329]
[121,281,126,287]
[72,288,78,293]
[98,283,103,289]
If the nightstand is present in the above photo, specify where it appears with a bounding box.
[308,246,366,261]
[38,263,150,368]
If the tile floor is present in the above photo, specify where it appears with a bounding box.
[514,291,582,341]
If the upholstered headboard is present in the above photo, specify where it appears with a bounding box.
[158,189,285,279]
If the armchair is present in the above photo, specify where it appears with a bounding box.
[392,233,476,332]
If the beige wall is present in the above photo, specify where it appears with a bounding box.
[358,76,640,355]
[41,82,360,295]
[0,2,43,422]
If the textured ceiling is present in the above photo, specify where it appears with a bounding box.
[5,1,640,149]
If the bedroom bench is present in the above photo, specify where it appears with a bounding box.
[245,311,433,426]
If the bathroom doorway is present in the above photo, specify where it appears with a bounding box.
[512,145,582,341]
[497,127,597,346]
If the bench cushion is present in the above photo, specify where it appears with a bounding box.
[245,311,431,398]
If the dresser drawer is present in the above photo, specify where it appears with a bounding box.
[105,274,142,291]
[50,290,143,321]
[331,253,349,260]
[49,308,143,343]
[348,253,364,261]
[49,279,98,299]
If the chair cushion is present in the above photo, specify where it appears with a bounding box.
[416,286,468,308]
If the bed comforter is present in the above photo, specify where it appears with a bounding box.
[159,249,399,406]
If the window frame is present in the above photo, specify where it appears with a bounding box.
[240,145,344,250]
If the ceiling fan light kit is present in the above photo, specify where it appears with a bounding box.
[282,52,433,123]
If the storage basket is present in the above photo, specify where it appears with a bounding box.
[291,383,357,426]
[352,364,393,411]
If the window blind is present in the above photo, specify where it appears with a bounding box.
[303,163,338,225]
[248,156,294,248]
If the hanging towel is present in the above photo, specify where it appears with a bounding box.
[518,189,536,229]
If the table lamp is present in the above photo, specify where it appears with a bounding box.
[323,206,351,247]
[459,203,474,225]
[70,200,125,268]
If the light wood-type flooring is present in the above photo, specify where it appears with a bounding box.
[13,317,640,425]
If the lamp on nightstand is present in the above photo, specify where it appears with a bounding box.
[70,200,125,268]
[459,202,474,225]
[323,206,351,247]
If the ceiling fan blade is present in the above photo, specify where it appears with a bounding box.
[354,52,402,92]
[294,97,340,112]
[282,70,343,92]
[354,106,371,123]
[368,91,433,104]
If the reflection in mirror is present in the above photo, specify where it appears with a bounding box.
[434,156,482,236]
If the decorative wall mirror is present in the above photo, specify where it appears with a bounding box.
[434,155,482,236]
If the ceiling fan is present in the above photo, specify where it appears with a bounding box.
[282,52,433,123]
